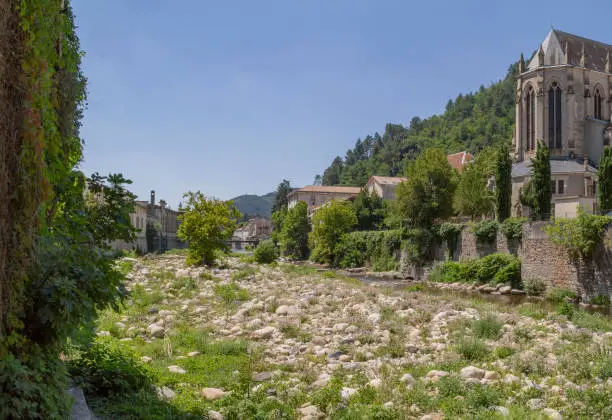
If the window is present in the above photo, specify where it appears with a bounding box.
[548,82,562,149]
[594,88,603,120]
[558,180,564,194]
[525,86,535,150]
[551,180,556,194]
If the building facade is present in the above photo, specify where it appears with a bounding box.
[365,176,406,200]
[512,29,612,217]
[287,185,361,211]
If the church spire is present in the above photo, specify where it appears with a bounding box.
[564,41,570,64]
[606,51,611,73]
[519,53,525,73]
[580,43,586,67]
[538,45,545,67]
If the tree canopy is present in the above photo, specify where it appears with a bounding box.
[309,201,357,264]
[395,148,457,226]
[521,141,551,220]
[279,201,310,260]
[178,192,241,265]
[597,147,612,214]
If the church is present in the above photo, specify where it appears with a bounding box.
[511,29,612,218]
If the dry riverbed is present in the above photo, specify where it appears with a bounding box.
[85,253,612,419]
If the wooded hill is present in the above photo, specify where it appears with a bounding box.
[231,192,276,219]
[321,62,519,186]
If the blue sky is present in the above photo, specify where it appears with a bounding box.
[72,0,611,206]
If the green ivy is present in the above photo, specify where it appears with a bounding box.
[437,222,464,259]
[544,208,612,259]
[499,217,527,241]
[471,220,499,243]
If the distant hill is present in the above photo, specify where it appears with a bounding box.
[231,192,276,219]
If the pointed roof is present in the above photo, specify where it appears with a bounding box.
[528,29,612,73]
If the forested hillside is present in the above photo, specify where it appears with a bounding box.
[231,192,276,219]
[322,63,518,186]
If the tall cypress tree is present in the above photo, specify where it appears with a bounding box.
[597,147,612,214]
[527,140,552,220]
[494,143,512,221]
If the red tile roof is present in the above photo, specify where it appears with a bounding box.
[447,151,473,173]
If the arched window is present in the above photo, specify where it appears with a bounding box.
[548,82,562,149]
[594,88,603,120]
[525,86,535,150]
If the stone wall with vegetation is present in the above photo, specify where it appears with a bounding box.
[402,222,612,301]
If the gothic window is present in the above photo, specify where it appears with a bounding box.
[594,88,603,120]
[525,86,535,150]
[548,82,562,149]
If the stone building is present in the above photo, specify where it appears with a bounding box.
[512,29,612,217]
[365,176,406,200]
[287,185,361,211]
[112,190,185,253]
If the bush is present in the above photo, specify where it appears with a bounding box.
[591,295,611,306]
[69,340,153,397]
[403,227,437,266]
[426,253,521,286]
[471,220,499,243]
[499,217,527,241]
[456,338,489,361]
[253,240,278,264]
[334,230,402,269]
[310,201,357,264]
[523,278,546,296]
[546,288,578,303]
[545,208,612,259]
[472,315,503,339]
[437,222,464,258]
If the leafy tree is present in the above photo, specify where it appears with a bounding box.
[453,155,494,218]
[313,175,322,186]
[396,148,457,226]
[322,156,343,185]
[494,143,512,221]
[178,191,241,265]
[597,147,612,214]
[253,240,278,264]
[270,207,287,245]
[353,189,385,230]
[521,141,551,220]
[279,201,310,260]
[272,179,292,214]
[309,201,357,264]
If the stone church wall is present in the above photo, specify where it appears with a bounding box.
[401,222,612,301]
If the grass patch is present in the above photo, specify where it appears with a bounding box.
[456,338,489,361]
[518,303,548,320]
[231,267,257,281]
[471,315,503,340]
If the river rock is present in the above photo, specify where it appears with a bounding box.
[275,305,299,315]
[252,326,276,339]
[208,410,225,420]
[156,386,176,400]
[542,408,562,419]
[400,373,416,385]
[147,324,165,338]
[298,404,323,419]
[167,365,186,374]
[200,387,226,400]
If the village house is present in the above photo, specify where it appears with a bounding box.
[112,190,185,253]
[287,185,361,211]
[512,29,612,217]
[365,176,406,200]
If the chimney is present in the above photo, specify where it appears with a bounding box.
[150,190,155,205]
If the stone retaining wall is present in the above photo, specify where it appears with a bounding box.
[401,222,612,302]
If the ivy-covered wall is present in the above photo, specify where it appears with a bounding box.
[401,222,612,302]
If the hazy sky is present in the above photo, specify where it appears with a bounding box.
[72,0,612,206]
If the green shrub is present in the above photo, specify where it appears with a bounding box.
[492,259,521,288]
[499,217,527,241]
[523,278,546,296]
[402,228,437,266]
[253,240,278,264]
[591,295,611,306]
[545,208,612,259]
[456,338,489,361]
[334,230,402,269]
[475,253,518,284]
[437,222,464,258]
[214,283,250,306]
[471,220,499,243]
[472,315,503,339]
[546,288,578,303]
[557,301,575,319]
[494,346,515,359]
[69,340,153,397]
